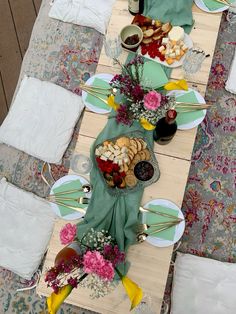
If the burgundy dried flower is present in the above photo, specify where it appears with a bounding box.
[116,105,132,126]
[131,85,144,102]
[67,277,78,288]
[103,244,125,267]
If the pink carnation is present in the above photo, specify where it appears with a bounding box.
[59,223,77,245]
[143,91,162,110]
[98,260,115,281]
[83,251,115,281]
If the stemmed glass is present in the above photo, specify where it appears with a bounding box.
[70,154,93,175]
[182,47,206,80]
[103,33,122,63]
[226,1,236,24]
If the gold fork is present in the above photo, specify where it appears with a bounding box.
[214,0,236,7]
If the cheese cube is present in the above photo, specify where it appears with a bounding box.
[175,49,181,56]
[100,155,108,161]
[162,37,169,44]
[159,45,165,52]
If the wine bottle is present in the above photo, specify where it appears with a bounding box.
[128,0,144,15]
[153,109,177,145]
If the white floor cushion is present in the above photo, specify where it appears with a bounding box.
[0,76,84,164]
[49,0,116,35]
[171,253,236,314]
[0,177,56,280]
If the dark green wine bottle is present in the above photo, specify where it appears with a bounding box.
[153,109,177,145]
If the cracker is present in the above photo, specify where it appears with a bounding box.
[116,137,130,148]
[135,138,142,151]
[143,149,151,160]
[126,169,134,176]
[130,139,138,149]
[139,150,146,161]
[130,145,138,155]
[125,174,138,187]
[132,153,141,164]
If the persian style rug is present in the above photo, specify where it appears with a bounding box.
[0,2,235,313]
[162,12,236,313]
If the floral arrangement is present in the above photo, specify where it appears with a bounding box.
[110,56,175,130]
[45,223,143,314]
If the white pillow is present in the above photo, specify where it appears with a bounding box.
[49,0,116,34]
[171,253,236,314]
[0,177,56,280]
[0,76,84,164]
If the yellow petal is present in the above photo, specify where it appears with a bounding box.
[47,284,73,314]
[107,95,120,111]
[121,276,143,310]
[139,118,156,130]
[164,79,188,91]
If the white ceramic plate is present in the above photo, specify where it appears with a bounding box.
[82,73,114,114]
[50,175,91,220]
[167,88,206,130]
[139,33,193,68]
[142,199,185,247]
[194,0,228,13]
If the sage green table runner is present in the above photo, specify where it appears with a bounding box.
[77,117,153,273]
[143,0,194,33]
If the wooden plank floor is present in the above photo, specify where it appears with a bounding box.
[0,0,41,125]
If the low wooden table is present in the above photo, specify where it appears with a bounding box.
[37,2,222,313]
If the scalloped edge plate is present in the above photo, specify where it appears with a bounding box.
[143,198,185,247]
[50,175,91,220]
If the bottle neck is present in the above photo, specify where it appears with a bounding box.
[165,109,177,124]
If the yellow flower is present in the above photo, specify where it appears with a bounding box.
[107,95,120,111]
[139,118,155,130]
[47,284,73,314]
[121,276,143,310]
[164,79,188,91]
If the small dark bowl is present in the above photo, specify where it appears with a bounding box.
[134,161,154,181]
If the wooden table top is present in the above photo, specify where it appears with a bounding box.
[37,2,222,313]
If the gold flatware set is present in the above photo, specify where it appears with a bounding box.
[137,206,184,242]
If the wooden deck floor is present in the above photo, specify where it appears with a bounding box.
[0,0,42,125]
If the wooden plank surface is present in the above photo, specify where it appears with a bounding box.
[9,0,36,57]
[37,1,222,313]
[0,0,22,106]
[98,1,221,87]
[37,135,191,314]
[80,110,197,161]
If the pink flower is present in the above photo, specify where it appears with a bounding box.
[143,91,162,110]
[60,223,77,245]
[83,251,115,281]
[98,260,114,281]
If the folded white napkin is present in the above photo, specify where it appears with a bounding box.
[225,48,236,94]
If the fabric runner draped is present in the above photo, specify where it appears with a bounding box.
[77,117,153,248]
[77,0,194,273]
[143,0,194,33]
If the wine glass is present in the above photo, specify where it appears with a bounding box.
[182,46,206,80]
[134,295,155,314]
[103,33,122,63]
[226,1,236,24]
[70,154,93,175]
